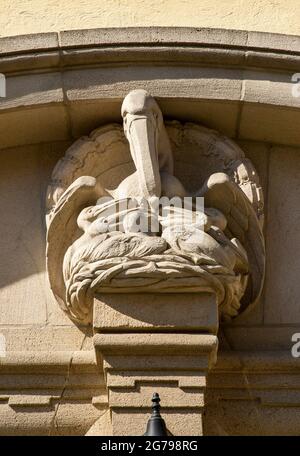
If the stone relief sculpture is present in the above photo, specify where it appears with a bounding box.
[46,90,265,325]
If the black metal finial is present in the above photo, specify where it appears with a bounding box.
[144,393,169,436]
[152,392,161,415]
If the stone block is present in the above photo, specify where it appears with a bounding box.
[94,293,218,334]
[112,409,203,436]
[0,33,58,55]
[0,327,92,352]
[94,333,218,357]
[59,27,247,49]
[247,31,300,53]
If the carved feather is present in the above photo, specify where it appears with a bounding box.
[46,176,106,321]
[199,172,265,312]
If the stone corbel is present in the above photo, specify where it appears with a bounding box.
[46,89,265,435]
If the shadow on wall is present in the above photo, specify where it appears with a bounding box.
[0,141,82,327]
[0,142,70,290]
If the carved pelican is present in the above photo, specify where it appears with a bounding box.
[46,89,265,324]
[110,89,186,201]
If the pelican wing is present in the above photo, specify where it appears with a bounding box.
[201,172,265,312]
[46,176,106,316]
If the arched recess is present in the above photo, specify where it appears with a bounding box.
[0,27,299,150]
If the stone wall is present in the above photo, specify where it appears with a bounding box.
[0,27,299,435]
[1,139,299,353]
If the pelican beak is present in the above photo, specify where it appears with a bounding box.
[123,112,162,199]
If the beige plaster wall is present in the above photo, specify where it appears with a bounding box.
[1,0,300,38]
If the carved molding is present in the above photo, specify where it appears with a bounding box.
[0,351,106,436]
[1,27,300,74]
[0,28,300,151]
[1,350,300,435]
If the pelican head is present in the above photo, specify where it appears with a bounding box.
[121,90,173,199]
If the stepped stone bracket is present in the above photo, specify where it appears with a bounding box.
[93,293,218,435]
